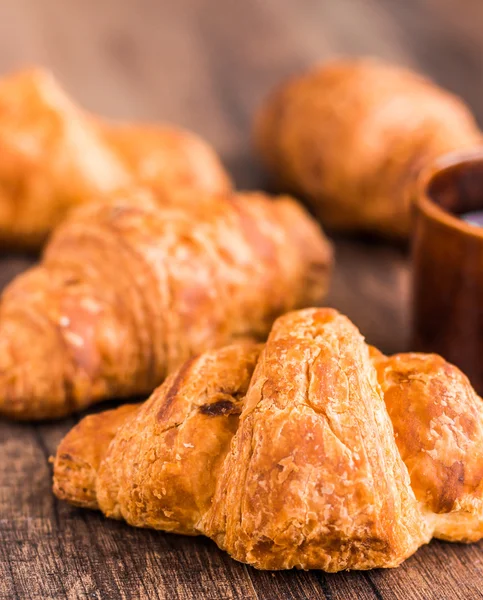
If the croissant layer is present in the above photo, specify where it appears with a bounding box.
[373,350,483,542]
[202,309,428,570]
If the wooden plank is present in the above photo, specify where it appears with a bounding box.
[0,0,483,598]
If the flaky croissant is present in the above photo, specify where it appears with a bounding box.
[0,190,332,420]
[0,69,230,248]
[255,58,482,239]
[53,308,483,571]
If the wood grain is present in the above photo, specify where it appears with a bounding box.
[0,0,482,598]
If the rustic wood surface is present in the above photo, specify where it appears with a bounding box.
[1,1,483,598]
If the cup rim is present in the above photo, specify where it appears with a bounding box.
[415,146,483,240]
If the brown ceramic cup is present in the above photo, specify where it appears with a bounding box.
[412,148,483,393]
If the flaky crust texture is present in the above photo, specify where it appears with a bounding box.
[255,58,482,239]
[0,191,332,420]
[54,308,483,571]
[0,69,230,248]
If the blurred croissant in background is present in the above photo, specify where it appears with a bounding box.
[0,69,231,249]
[255,58,482,239]
[0,189,332,420]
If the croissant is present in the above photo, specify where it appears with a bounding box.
[0,68,230,248]
[0,190,332,420]
[52,308,483,571]
[254,58,482,239]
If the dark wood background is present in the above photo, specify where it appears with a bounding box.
[1,1,483,598]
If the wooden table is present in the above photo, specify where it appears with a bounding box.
[1,1,483,598]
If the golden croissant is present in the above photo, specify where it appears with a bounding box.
[0,68,230,248]
[53,308,483,571]
[0,190,332,420]
[255,58,482,239]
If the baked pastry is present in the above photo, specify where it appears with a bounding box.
[0,68,230,249]
[0,191,332,420]
[254,58,482,239]
[54,308,483,571]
